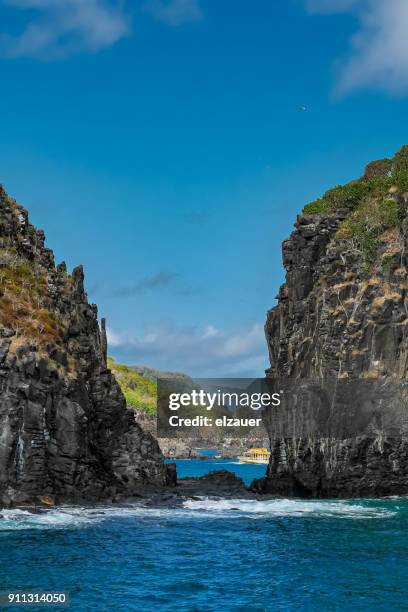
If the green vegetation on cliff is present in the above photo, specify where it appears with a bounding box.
[303,146,408,216]
[338,197,404,273]
[0,255,62,345]
[0,189,67,348]
[302,146,408,274]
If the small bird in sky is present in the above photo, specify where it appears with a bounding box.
[299,105,307,112]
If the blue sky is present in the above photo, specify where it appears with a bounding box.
[0,0,407,375]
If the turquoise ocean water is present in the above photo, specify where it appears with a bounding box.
[0,459,407,611]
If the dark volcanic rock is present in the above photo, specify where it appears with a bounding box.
[250,436,408,498]
[262,148,408,498]
[176,470,249,498]
[165,462,177,487]
[0,186,167,506]
[199,469,244,486]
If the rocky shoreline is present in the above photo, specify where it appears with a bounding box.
[0,470,277,511]
[3,465,407,513]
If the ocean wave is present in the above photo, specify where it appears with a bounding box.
[0,505,177,531]
[182,497,397,518]
[0,497,398,531]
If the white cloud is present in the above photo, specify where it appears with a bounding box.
[144,0,202,26]
[0,0,130,59]
[306,0,408,95]
[107,321,268,377]
[202,325,219,338]
[106,326,122,347]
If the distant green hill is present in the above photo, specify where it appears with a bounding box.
[108,358,192,415]
[108,358,157,415]
[129,364,193,385]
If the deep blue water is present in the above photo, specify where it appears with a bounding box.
[194,449,218,456]
[0,460,407,611]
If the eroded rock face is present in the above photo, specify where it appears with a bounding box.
[263,149,408,498]
[266,210,408,380]
[0,187,167,506]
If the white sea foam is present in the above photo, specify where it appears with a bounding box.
[0,496,398,531]
[0,505,175,531]
[182,497,397,519]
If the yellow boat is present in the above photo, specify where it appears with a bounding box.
[238,447,271,465]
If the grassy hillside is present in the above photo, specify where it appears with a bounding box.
[108,358,192,416]
[108,358,157,415]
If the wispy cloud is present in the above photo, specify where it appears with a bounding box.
[114,270,178,297]
[144,0,203,26]
[0,0,130,59]
[306,0,408,95]
[107,322,268,377]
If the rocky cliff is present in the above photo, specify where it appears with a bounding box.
[0,186,168,506]
[261,146,408,498]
